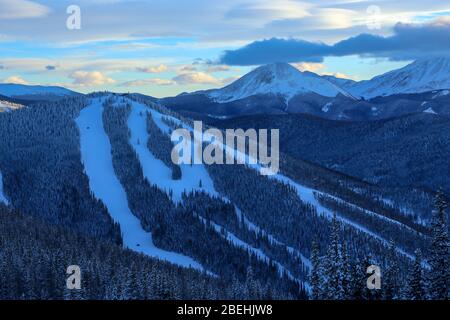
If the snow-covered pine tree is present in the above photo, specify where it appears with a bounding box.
[407,249,424,300]
[428,189,449,300]
[341,242,352,299]
[323,214,345,300]
[309,240,322,300]
[383,240,400,300]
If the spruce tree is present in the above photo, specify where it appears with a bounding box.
[383,240,400,300]
[407,249,424,300]
[428,189,449,300]
[309,240,322,300]
[324,214,344,299]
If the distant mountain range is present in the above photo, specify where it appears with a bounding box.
[159,57,450,121]
[1,57,449,121]
[342,57,450,99]
[0,83,80,101]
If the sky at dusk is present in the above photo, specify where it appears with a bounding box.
[0,0,450,97]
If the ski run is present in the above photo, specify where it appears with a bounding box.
[76,94,416,284]
[76,97,205,271]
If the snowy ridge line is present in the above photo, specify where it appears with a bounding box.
[76,97,207,272]
[196,214,310,292]
[130,98,415,261]
[125,97,313,278]
[0,170,9,205]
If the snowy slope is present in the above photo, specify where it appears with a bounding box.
[0,100,24,112]
[127,100,219,201]
[208,62,352,102]
[0,170,9,205]
[125,97,313,280]
[348,57,450,99]
[0,84,78,99]
[76,97,205,271]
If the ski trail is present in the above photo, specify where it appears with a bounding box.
[196,215,310,291]
[125,98,311,278]
[127,100,218,202]
[0,170,9,205]
[76,97,205,271]
[134,100,415,260]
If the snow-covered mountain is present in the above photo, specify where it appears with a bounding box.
[208,62,352,102]
[347,57,450,99]
[0,83,80,101]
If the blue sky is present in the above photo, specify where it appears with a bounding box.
[0,0,449,97]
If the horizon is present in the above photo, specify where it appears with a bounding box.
[0,1,450,97]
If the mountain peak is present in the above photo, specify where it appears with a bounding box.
[208,62,350,103]
[348,56,450,99]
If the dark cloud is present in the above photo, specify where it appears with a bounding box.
[46,65,57,71]
[220,18,450,65]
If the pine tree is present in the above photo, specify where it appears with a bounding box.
[323,214,345,299]
[383,240,400,300]
[341,242,352,299]
[407,249,424,300]
[309,240,322,300]
[428,189,449,300]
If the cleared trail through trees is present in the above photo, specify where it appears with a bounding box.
[126,98,311,288]
[76,97,205,271]
[127,100,218,202]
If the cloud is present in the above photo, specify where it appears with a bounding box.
[69,71,115,87]
[0,0,50,19]
[219,17,450,65]
[3,76,29,85]
[205,65,231,73]
[293,62,324,73]
[136,64,168,73]
[172,72,220,85]
[120,78,176,87]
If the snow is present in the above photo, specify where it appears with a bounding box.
[143,106,415,260]
[184,121,417,260]
[197,215,310,290]
[423,107,437,114]
[125,97,313,278]
[234,206,311,269]
[348,57,450,99]
[432,89,450,99]
[322,102,332,113]
[0,84,76,98]
[0,101,23,112]
[127,100,219,202]
[76,97,205,271]
[208,62,352,103]
[0,170,9,205]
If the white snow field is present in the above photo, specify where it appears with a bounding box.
[76,98,205,271]
[127,100,218,202]
[0,170,9,205]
